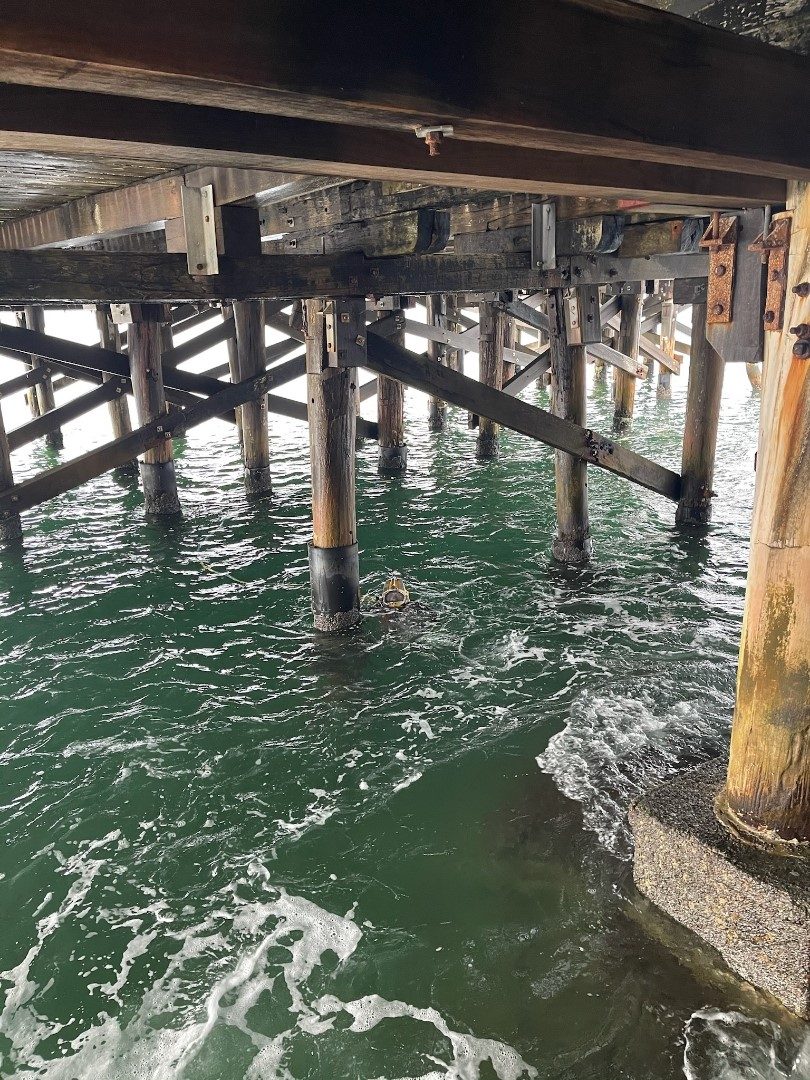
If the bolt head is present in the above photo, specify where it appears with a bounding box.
[712,303,725,316]
[764,310,775,324]
[714,264,727,277]
[791,282,810,297]
[793,340,810,358]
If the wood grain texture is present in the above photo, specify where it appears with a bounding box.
[233,300,270,478]
[304,299,357,549]
[0,1,806,176]
[613,293,643,431]
[676,304,725,525]
[724,181,810,844]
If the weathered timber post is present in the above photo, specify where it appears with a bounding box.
[502,312,517,385]
[746,363,762,391]
[377,308,407,473]
[24,305,62,449]
[304,297,361,632]
[128,303,181,517]
[95,305,138,476]
[477,300,505,460]
[721,185,809,850]
[445,294,464,372]
[547,289,592,564]
[233,300,272,497]
[426,293,447,432]
[631,185,810,1019]
[0,400,22,542]
[675,303,725,525]
[657,281,675,399]
[16,312,41,420]
[613,289,643,432]
[222,303,244,447]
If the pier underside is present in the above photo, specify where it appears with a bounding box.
[0,0,807,1031]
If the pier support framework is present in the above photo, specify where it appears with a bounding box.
[305,298,361,632]
[632,181,810,1019]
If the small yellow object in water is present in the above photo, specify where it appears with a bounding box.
[382,575,410,610]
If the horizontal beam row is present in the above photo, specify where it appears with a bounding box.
[0,249,708,303]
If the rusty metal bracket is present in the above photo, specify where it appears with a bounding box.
[748,212,792,331]
[700,213,738,324]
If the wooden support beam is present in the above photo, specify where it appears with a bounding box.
[96,305,138,472]
[364,325,680,500]
[720,180,810,848]
[0,4,806,179]
[376,309,407,473]
[548,288,591,563]
[233,300,271,496]
[163,316,234,367]
[265,208,450,257]
[128,304,180,516]
[676,304,725,525]
[304,297,361,631]
[0,248,709,303]
[0,365,293,517]
[7,378,124,451]
[613,292,643,432]
[426,294,447,432]
[502,349,551,395]
[657,282,675,398]
[23,305,62,450]
[0,363,49,399]
[476,301,505,459]
[0,399,21,541]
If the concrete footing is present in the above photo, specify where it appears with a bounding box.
[244,465,273,498]
[630,759,810,1018]
[378,444,407,473]
[139,461,181,517]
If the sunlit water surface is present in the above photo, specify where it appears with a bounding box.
[0,312,808,1079]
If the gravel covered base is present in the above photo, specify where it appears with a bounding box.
[630,758,810,1018]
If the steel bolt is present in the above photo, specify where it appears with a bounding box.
[789,324,810,338]
[712,303,725,316]
[764,310,776,324]
[771,268,784,282]
[714,264,727,277]
[793,340,810,359]
[792,282,810,298]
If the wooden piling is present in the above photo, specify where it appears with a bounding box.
[222,303,244,447]
[477,300,504,460]
[445,294,464,373]
[426,293,447,432]
[95,305,138,475]
[548,288,592,564]
[233,300,272,496]
[128,303,181,517]
[0,400,22,542]
[304,298,360,631]
[675,303,725,525]
[720,180,809,848]
[657,281,675,399]
[377,308,407,473]
[502,312,517,385]
[746,363,762,391]
[23,305,62,449]
[613,291,643,432]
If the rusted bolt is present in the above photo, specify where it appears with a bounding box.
[764,310,776,324]
[355,334,366,347]
[340,312,351,323]
[789,324,810,338]
[196,263,205,271]
[424,131,442,156]
[792,282,810,297]
[770,268,784,282]
[714,264,727,277]
[712,303,725,316]
[793,340,810,359]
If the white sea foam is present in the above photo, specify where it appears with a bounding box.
[0,857,534,1080]
[536,690,724,859]
[683,1009,810,1079]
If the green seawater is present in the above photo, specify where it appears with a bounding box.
[0,310,808,1079]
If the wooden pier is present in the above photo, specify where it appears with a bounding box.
[0,0,806,1018]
